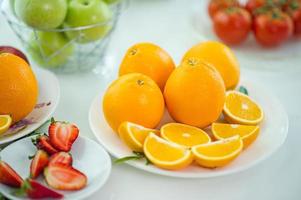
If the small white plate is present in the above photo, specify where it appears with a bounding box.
[0,136,112,200]
[0,67,60,145]
[89,79,289,178]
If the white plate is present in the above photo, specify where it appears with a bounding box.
[192,0,301,68]
[0,136,112,200]
[89,79,289,178]
[0,67,60,145]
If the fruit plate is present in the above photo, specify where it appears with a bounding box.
[0,67,60,145]
[89,79,289,178]
[192,0,301,68]
[0,136,112,200]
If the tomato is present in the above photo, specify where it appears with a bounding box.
[213,7,252,45]
[208,0,240,18]
[254,10,294,46]
[284,0,301,35]
[246,0,286,15]
[246,0,266,14]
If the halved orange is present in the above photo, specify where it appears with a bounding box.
[144,133,193,170]
[223,91,264,125]
[160,123,211,148]
[118,121,160,152]
[0,115,12,134]
[212,123,259,149]
[192,136,243,168]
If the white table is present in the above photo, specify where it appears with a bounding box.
[1,0,301,199]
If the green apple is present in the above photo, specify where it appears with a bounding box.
[28,31,74,68]
[64,0,112,43]
[15,0,67,29]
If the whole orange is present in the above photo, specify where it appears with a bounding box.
[164,58,225,128]
[103,73,165,132]
[182,41,240,90]
[119,43,175,90]
[0,53,38,123]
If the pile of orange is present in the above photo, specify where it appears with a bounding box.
[102,41,264,170]
[0,53,38,135]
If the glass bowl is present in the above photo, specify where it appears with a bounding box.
[0,0,126,73]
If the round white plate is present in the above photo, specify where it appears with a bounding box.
[0,136,112,200]
[192,0,301,69]
[89,79,289,178]
[0,67,60,145]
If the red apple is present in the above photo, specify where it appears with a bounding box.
[0,46,29,64]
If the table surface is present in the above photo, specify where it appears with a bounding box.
[1,0,301,199]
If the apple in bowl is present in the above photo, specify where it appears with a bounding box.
[15,0,67,29]
[28,31,74,68]
[64,0,113,43]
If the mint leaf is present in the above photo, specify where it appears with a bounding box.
[238,86,248,95]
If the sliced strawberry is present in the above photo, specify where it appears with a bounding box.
[0,161,23,187]
[16,179,63,199]
[44,164,87,191]
[30,150,49,179]
[49,121,79,152]
[32,135,58,155]
[49,152,73,166]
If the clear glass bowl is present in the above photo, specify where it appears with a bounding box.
[0,0,126,73]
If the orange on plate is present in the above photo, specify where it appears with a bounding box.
[182,41,240,90]
[0,53,38,123]
[118,121,160,152]
[119,43,175,90]
[0,115,12,134]
[164,59,225,128]
[160,123,211,148]
[144,133,193,170]
[192,136,243,168]
[103,73,165,132]
[212,123,260,149]
[223,91,264,125]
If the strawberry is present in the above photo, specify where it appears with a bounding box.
[0,161,23,187]
[30,150,49,179]
[49,152,73,166]
[16,179,63,199]
[32,135,58,155]
[44,164,87,191]
[49,121,79,152]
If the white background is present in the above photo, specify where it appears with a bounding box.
[1,0,301,199]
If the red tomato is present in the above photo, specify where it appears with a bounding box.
[246,0,286,14]
[208,0,240,18]
[254,10,294,46]
[246,0,266,14]
[213,7,252,45]
[285,0,301,35]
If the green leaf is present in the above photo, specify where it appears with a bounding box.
[114,151,152,165]
[113,156,141,164]
[238,86,248,95]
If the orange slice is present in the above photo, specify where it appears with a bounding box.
[223,91,264,125]
[144,133,193,170]
[212,123,259,149]
[0,115,12,135]
[160,123,211,148]
[118,121,160,152]
[192,136,243,168]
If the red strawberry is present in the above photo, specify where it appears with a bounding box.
[44,164,87,191]
[49,121,79,152]
[49,152,73,166]
[0,161,23,187]
[32,135,58,155]
[16,179,63,199]
[30,150,49,179]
